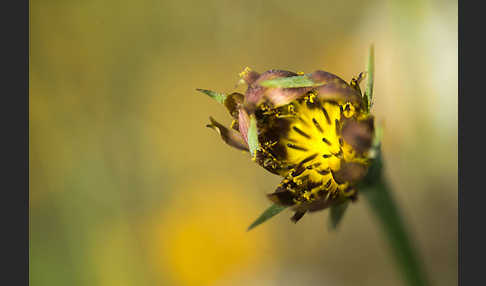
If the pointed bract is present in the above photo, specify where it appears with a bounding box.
[329,201,349,230]
[247,204,287,231]
[259,75,320,88]
[197,88,227,104]
[206,117,249,151]
[247,115,259,158]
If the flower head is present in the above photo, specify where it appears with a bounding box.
[199,67,375,223]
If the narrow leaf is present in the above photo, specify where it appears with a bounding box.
[196,88,227,104]
[373,124,384,147]
[259,75,320,88]
[247,114,259,158]
[247,204,287,231]
[364,44,375,111]
[328,201,349,230]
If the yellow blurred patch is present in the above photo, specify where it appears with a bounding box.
[148,179,273,286]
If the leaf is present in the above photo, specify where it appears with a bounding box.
[247,114,259,158]
[259,75,320,88]
[196,88,227,104]
[247,204,287,231]
[364,44,375,111]
[328,201,349,230]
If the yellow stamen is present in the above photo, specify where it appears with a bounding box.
[258,93,369,204]
[239,67,252,79]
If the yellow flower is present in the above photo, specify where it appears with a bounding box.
[199,68,374,223]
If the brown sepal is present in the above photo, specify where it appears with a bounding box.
[341,117,375,153]
[224,92,244,119]
[206,117,249,151]
[237,108,250,144]
[244,69,300,113]
[332,162,369,185]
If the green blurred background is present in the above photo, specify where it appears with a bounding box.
[30,0,457,285]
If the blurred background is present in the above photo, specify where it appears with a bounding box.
[30,0,457,285]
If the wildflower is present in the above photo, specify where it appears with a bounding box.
[198,67,375,223]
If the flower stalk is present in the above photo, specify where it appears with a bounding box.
[360,147,430,286]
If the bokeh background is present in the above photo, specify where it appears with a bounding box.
[30,0,457,285]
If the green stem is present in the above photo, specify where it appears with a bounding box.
[362,160,430,286]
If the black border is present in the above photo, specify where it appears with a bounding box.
[459,1,484,285]
[1,0,29,284]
